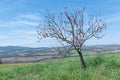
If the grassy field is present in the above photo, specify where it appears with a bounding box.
[0,54,120,80]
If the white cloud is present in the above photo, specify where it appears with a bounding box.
[0,39,38,47]
[15,20,39,26]
[13,30,37,35]
[0,35,8,39]
[0,14,40,47]
[0,14,41,27]
[0,21,38,27]
[16,14,41,21]
[106,13,120,23]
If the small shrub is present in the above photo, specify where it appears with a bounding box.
[86,55,105,67]
[105,59,120,69]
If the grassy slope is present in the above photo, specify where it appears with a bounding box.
[0,54,120,80]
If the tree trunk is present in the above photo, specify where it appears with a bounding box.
[77,50,86,70]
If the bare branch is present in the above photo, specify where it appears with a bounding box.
[37,7,108,51]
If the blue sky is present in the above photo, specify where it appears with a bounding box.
[0,0,120,47]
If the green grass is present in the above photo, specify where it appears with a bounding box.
[0,54,120,80]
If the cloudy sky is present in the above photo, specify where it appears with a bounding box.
[0,0,120,47]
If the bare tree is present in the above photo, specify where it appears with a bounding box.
[37,7,108,70]
[0,59,2,64]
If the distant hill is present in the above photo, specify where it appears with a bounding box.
[0,46,53,53]
[0,45,120,58]
[0,46,31,53]
[0,46,54,58]
[83,44,120,49]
